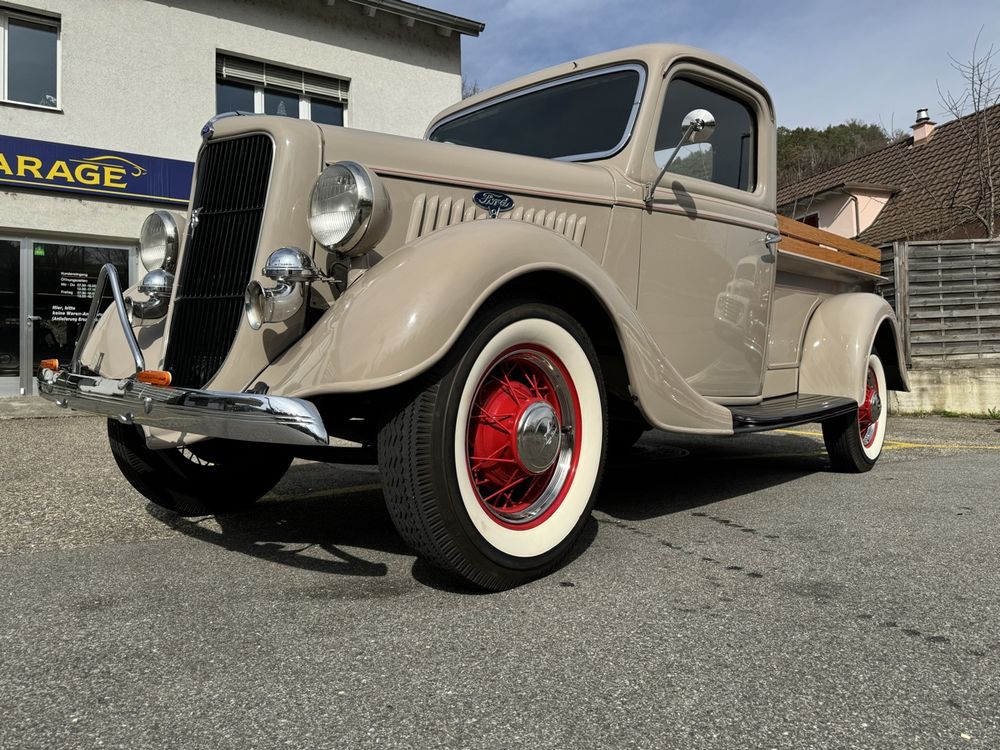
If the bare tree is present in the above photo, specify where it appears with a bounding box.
[461,75,481,100]
[938,30,1000,238]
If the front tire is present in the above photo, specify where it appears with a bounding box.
[108,420,293,515]
[822,353,888,472]
[378,301,607,590]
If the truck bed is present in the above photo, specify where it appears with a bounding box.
[777,215,882,276]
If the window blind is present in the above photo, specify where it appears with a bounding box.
[217,54,349,102]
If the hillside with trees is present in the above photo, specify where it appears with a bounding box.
[777,121,899,187]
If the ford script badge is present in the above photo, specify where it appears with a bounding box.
[473,190,515,218]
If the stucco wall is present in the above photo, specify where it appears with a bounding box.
[0,0,463,239]
[793,190,892,239]
[795,195,856,236]
[854,191,890,234]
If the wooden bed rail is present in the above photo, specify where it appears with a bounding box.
[777,215,882,276]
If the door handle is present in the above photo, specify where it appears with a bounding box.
[26,315,42,323]
[763,232,781,254]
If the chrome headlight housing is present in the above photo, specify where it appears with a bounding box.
[308,161,390,257]
[139,210,184,272]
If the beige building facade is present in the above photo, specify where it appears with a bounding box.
[0,0,482,394]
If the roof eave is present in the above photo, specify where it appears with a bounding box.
[344,0,485,36]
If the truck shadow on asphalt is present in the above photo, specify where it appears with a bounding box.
[597,430,829,521]
[146,430,829,592]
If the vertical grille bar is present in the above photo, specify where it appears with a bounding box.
[163,134,274,388]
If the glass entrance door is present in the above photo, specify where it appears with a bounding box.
[0,240,20,396]
[0,238,134,397]
[31,243,131,386]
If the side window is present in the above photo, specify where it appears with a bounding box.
[655,77,756,192]
[2,10,60,108]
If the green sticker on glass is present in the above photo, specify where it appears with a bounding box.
[33,247,45,257]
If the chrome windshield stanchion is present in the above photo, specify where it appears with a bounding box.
[38,262,329,447]
[71,263,145,376]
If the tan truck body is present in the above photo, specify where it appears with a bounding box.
[78,44,907,443]
[41,44,909,588]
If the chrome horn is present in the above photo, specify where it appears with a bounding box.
[244,247,324,330]
[126,267,175,323]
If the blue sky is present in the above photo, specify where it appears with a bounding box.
[431,0,1000,130]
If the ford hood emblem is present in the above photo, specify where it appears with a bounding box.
[473,190,515,218]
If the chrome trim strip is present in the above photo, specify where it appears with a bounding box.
[428,63,648,163]
[72,263,144,375]
[372,166,616,208]
[37,368,329,447]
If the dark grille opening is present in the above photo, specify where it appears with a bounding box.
[163,134,273,388]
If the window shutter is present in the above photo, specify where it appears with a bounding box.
[265,65,303,94]
[303,73,349,103]
[217,54,349,103]
[217,55,266,86]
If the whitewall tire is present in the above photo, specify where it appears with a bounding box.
[378,301,607,590]
[823,352,888,472]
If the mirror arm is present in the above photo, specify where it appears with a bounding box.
[644,120,701,204]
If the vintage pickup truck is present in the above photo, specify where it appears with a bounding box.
[38,44,909,590]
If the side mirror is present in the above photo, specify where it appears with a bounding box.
[644,108,717,203]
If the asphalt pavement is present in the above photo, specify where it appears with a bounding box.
[1,412,998,749]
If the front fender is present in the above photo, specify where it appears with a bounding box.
[262,220,735,434]
[799,293,910,404]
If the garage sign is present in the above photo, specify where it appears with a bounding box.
[0,135,194,205]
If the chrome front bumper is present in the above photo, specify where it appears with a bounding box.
[38,367,329,447]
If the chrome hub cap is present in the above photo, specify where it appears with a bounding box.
[515,401,562,474]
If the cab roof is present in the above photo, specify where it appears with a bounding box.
[428,43,771,135]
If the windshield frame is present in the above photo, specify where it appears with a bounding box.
[428,62,648,162]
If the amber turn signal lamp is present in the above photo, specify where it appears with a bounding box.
[137,370,172,386]
[39,359,59,371]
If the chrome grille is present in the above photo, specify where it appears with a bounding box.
[163,134,273,388]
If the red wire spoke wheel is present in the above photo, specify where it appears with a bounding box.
[858,365,882,449]
[378,302,607,590]
[465,346,581,529]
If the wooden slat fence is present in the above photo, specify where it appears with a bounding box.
[880,239,1000,367]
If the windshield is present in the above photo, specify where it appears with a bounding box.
[428,65,645,161]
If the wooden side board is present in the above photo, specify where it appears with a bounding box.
[777,215,881,275]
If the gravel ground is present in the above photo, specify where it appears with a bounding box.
[0,414,997,749]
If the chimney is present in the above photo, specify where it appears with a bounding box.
[912,107,936,144]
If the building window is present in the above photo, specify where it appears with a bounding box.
[1,9,60,108]
[216,54,347,126]
[800,213,820,227]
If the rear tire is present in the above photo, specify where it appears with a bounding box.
[378,300,607,591]
[822,353,887,473]
[107,420,292,515]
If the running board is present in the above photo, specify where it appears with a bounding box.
[729,394,857,433]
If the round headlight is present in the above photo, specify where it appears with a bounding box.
[139,210,183,272]
[308,161,389,256]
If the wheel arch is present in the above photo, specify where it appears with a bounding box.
[799,292,910,404]
[477,270,633,407]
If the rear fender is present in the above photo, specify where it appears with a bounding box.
[799,293,910,403]
[261,220,735,434]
